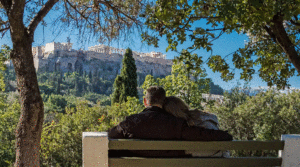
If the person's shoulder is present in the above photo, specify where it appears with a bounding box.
[141,106,167,116]
[199,112,218,121]
[123,107,158,123]
[125,106,181,125]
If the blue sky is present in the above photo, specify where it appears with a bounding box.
[1,13,300,90]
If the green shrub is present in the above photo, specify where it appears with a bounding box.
[44,94,67,114]
[83,92,111,105]
[40,101,108,166]
[0,100,20,166]
[108,96,144,124]
[40,97,143,166]
[209,89,300,157]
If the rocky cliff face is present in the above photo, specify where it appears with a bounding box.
[32,46,172,81]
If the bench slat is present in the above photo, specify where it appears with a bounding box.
[109,140,284,151]
[109,157,282,167]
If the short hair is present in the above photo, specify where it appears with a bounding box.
[145,86,166,106]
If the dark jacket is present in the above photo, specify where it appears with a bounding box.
[108,106,232,157]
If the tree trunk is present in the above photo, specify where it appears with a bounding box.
[270,14,300,74]
[11,31,44,167]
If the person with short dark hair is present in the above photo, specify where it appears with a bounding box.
[143,86,166,108]
[108,86,233,157]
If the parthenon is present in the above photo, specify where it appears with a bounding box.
[88,44,125,55]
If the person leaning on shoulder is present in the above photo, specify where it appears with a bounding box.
[108,86,233,157]
[163,96,230,157]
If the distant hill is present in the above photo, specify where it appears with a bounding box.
[225,86,300,96]
[209,81,224,95]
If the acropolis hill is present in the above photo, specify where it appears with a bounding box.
[31,42,172,80]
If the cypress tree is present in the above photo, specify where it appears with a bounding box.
[111,75,123,104]
[111,48,138,104]
[120,48,138,101]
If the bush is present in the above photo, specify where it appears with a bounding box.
[40,101,108,166]
[83,92,111,105]
[44,94,67,114]
[40,97,143,166]
[0,100,20,166]
[108,96,144,124]
[209,89,300,157]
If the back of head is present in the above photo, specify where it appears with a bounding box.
[145,86,166,107]
[163,96,211,127]
[163,96,190,121]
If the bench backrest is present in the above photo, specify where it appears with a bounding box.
[82,132,300,167]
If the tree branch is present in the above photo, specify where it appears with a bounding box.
[206,27,225,31]
[190,16,220,19]
[28,0,59,35]
[98,0,140,25]
[290,19,300,27]
[263,26,277,43]
[172,17,193,34]
[6,0,27,42]
[0,25,10,38]
[208,30,224,43]
[270,14,300,74]
[0,26,9,33]
[0,0,12,13]
[0,20,10,33]
[65,0,94,26]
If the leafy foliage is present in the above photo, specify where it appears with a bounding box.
[111,75,123,104]
[0,100,20,166]
[40,101,106,166]
[44,94,68,114]
[109,96,144,124]
[143,0,300,89]
[208,88,300,156]
[83,92,111,106]
[40,97,143,167]
[142,51,210,109]
[0,45,9,91]
[36,71,114,97]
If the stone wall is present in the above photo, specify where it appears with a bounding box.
[45,42,73,53]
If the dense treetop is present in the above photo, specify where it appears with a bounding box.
[143,0,300,89]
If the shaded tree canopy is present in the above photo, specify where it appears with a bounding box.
[0,0,149,42]
[143,0,300,89]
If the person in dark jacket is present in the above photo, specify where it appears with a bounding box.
[108,86,233,157]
